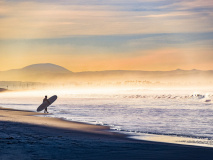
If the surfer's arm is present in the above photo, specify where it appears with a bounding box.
[47,100,51,105]
[44,99,51,105]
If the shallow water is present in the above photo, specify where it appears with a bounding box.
[1,87,213,147]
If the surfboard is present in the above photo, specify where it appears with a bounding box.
[37,95,57,112]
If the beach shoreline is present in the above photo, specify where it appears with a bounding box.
[0,107,125,137]
[1,107,213,160]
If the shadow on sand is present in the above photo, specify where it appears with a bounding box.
[1,120,213,160]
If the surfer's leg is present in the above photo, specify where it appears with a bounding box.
[44,107,48,113]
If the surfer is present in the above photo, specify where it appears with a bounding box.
[43,95,50,113]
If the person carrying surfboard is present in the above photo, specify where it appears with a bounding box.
[37,95,57,112]
[43,95,51,113]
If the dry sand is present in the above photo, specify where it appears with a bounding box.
[0,107,213,160]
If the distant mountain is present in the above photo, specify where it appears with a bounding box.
[10,63,71,74]
[0,63,72,82]
[0,63,213,84]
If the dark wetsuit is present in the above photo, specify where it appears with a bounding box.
[43,98,50,104]
[43,97,50,113]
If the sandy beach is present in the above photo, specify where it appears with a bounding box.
[0,107,213,160]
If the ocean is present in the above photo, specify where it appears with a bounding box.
[1,87,213,147]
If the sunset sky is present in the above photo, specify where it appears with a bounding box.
[0,0,213,72]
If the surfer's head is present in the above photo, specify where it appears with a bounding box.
[45,95,47,98]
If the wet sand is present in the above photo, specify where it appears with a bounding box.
[0,107,213,160]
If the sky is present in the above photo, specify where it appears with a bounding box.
[0,0,213,72]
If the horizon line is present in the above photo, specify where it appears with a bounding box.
[1,63,213,72]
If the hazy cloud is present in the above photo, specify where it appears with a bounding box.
[0,0,212,38]
[0,0,213,71]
